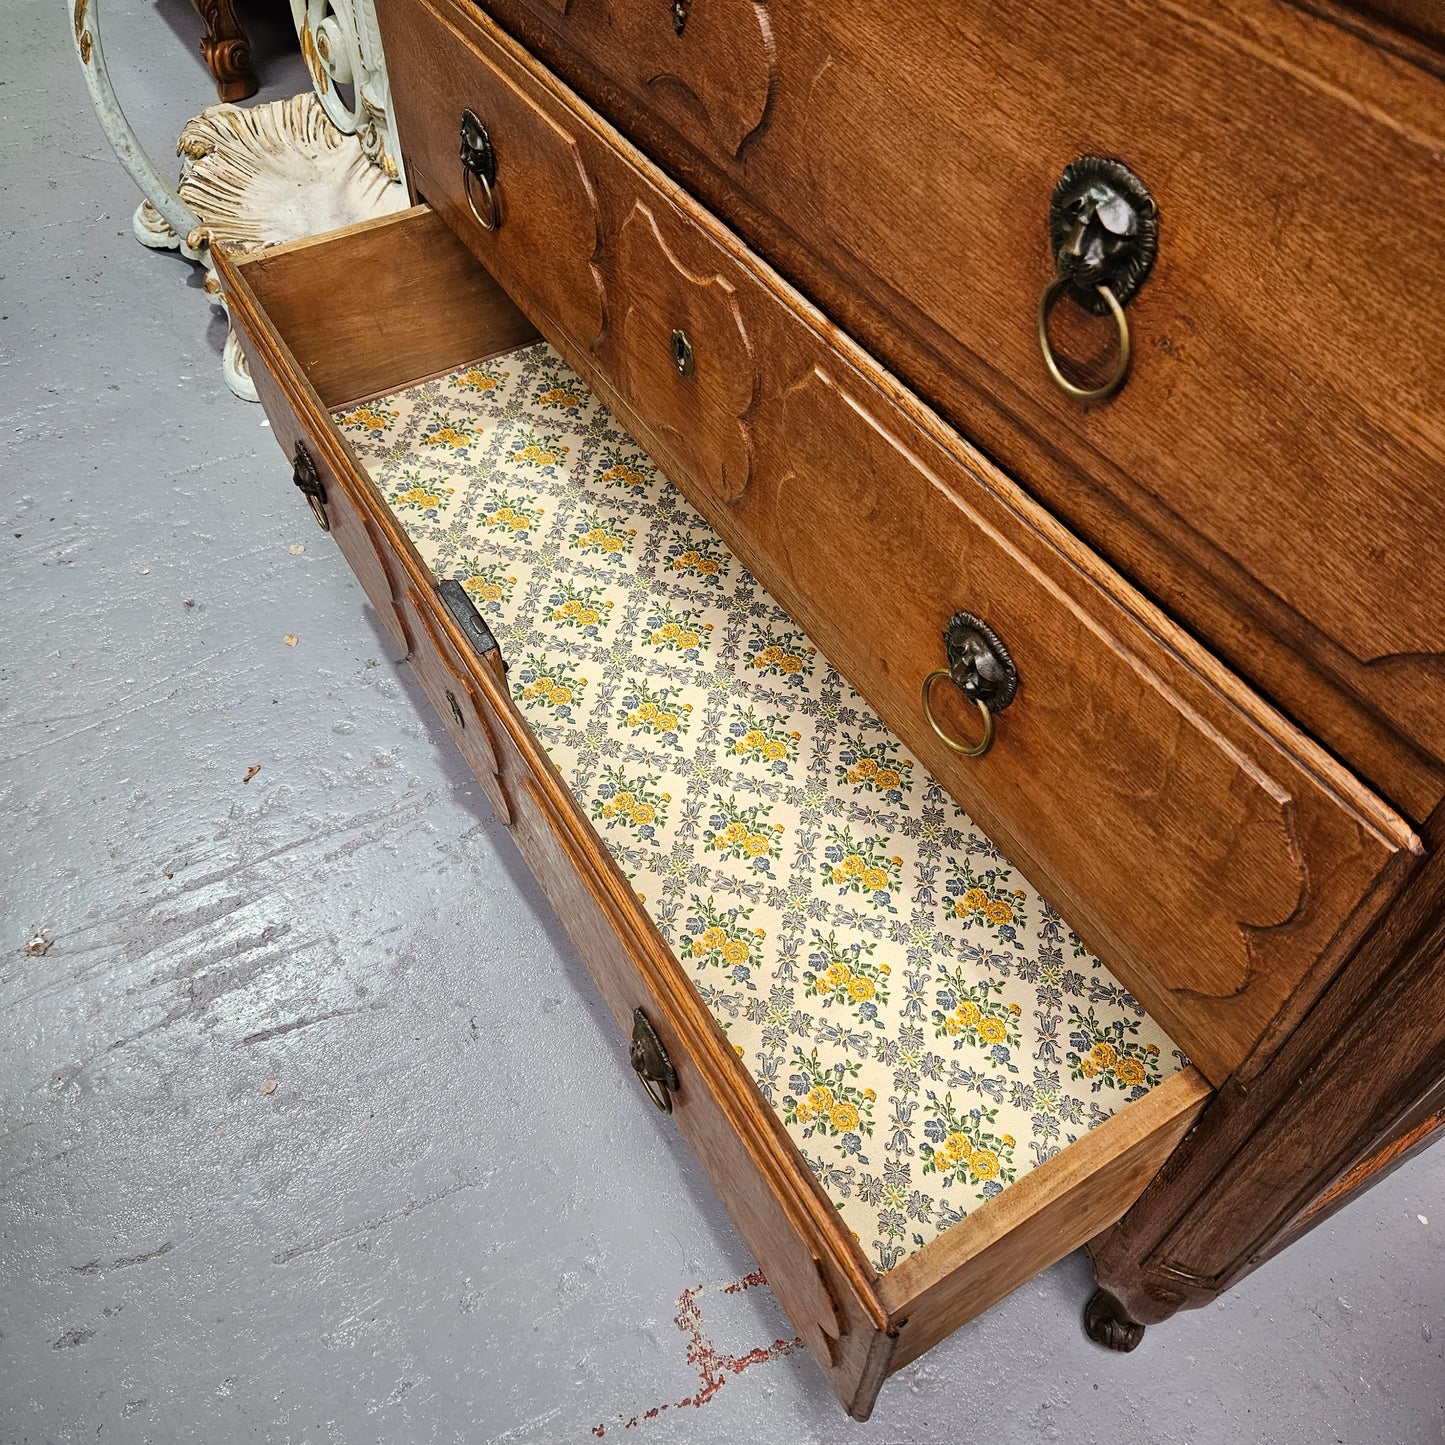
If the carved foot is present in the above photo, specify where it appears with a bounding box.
[1083,1288,1146,1352]
[193,0,258,102]
[133,200,180,251]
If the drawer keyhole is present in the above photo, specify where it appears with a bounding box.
[670,328,695,378]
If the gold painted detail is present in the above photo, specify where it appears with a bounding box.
[299,23,329,93]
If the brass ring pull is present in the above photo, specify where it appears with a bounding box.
[1037,278,1131,403]
[633,1067,672,1112]
[459,110,499,232]
[921,669,995,758]
[462,167,498,231]
[304,493,329,531]
[291,442,330,532]
[629,1007,678,1115]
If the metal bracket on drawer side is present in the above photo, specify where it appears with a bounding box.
[438,578,504,668]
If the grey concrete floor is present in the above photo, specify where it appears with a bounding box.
[2,2,1442,1440]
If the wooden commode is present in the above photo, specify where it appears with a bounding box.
[216,0,1445,1417]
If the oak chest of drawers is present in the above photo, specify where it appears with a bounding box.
[217,0,1445,1417]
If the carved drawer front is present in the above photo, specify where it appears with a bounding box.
[381,0,760,514]
[594,0,775,159]
[599,197,758,508]
[502,0,776,156]
[733,349,1421,1085]
[384,0,605,350]
[780,6,1445,761]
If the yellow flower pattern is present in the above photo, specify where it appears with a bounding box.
[342,343,1184,1273]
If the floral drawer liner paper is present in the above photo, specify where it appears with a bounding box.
[338,343,1185,1273]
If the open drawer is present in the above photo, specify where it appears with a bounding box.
[217,205,1213,1415]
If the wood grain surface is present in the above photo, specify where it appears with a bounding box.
[475,0,1445,820]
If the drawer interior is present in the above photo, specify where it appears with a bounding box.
[333,336,1195,1271]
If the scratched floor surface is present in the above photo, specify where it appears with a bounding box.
[2,2,1443,1442]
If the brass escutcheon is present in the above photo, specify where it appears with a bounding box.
[1038,156,1156,403]
[291,441,330,532]
[670,328,695,378]
[920,611,1018,759]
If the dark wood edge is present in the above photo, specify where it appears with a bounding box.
[1087,824,1445,1327]
[1286,1092,1445,1241]
[1281,0,1445,78]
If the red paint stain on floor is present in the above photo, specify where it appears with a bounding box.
[591,1271,802,1436]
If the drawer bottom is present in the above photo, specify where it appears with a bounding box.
[337,340,1187,1275]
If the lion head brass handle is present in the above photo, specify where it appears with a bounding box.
[459,110,498,231]
[1038,156,1157,403]
[291,441,329,531]
[921,611,1018,759]
[629,1007,679,1113]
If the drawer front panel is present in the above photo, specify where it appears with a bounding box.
[388,0,762,512]
[380,0,1416,1083]
[605,198,758,506]
[594,0,775,158]
[743,358,1408,1083]
[477,0,1445,798]
[218,212,892,1414]
[395,581,513,823]
[501,0,775,156]
[388,16,605,349]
